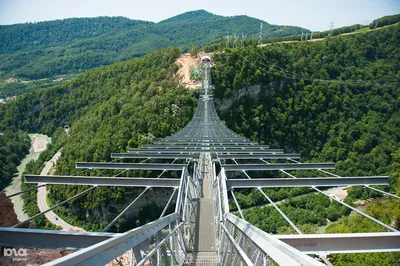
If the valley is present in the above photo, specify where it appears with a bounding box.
[0,8,399,266]
[4,134,50,221]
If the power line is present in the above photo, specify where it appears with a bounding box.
[235,47,400,87]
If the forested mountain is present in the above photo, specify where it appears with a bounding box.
[0,10,307,80]
[211,24,400,264]
[1,13,399,264]
[1,47,198,230]
[211,24,400,181]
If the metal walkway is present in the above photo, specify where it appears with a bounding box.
[1,57,399,265]
[194,154,216,252]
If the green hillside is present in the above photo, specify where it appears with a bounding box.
[212,24,400,178]
[1,14,399,264]
[0,10,307,81]
[211,24,400,265]
[1,47,197,230]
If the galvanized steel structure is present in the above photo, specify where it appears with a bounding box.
[1,58,399,265]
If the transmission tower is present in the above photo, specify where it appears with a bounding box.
[328,22,334,37]
[233,33,238,48]
[301,31,304,41]
[241,32,246,47]
[310,31,313,40]
[258,23,263,45]
[225,35,231,48]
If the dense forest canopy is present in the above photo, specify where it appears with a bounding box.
[0,10,307,81]
[2,47,198,231]
[0,130,30,190]
[212,24,400,182]
[202,13,400,54]
[210,24,400,265]
[0,12,399,264]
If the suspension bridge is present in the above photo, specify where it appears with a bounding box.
[1,57,399,265]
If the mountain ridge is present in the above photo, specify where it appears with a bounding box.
[0,10,308,80]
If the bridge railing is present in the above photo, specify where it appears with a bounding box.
[136,219,186,266]
[45,165,199,266]
[44,213,181,266]
[212,168,325,266]
[211,164,229,242]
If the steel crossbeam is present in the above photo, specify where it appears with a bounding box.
[141,144,271,149]
[164,137,250,141]
[277,233,400,254]
[127,148,284,153]
[25,175,181,187]
[217,154,301,159]
[2,228,398,254]
[75,162,186,170]
[153,141,259,145]
[110,153,198,159]
[223,163,335,171]
[226,176,389,188]
[0,227,117,250]
[169,134,242,138]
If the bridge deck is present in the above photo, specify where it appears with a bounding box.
[194,154,216,252]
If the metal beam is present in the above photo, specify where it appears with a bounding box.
[0,227,117,250]
[226,177,389,189]
[217,154,301,160]
[75,162,186,170]
[141,144,271,149]
[4,228,397,255]
[277,233,400,254]
[167,135,245,139]
[110,153,198,159]
[25,175,181,187]
[157,141,259,145]
[164,137,249,141]
[223,163,335,171]
[46,213,179,266]
[128,149,284,154]
[153,141,259,145]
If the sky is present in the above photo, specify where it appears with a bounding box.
[0,0,399,31]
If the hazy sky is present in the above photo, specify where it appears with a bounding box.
[1,0,399,31]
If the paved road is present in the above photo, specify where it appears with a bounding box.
[5,134,50,221]
[37,149,83,231]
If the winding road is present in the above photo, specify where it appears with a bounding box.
[37,150,84,231]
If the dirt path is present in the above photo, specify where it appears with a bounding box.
[4,134,51,221]
[324,186,348,201]
[175,53,202,89]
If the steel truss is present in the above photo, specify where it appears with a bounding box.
[25,175,181,187]
[6,59,396,266]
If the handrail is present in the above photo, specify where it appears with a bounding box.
[220,222,254,266]
[175,167,187,214]
[44,213,179,266]
[225,213,324,266]
[136,222,184,266]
